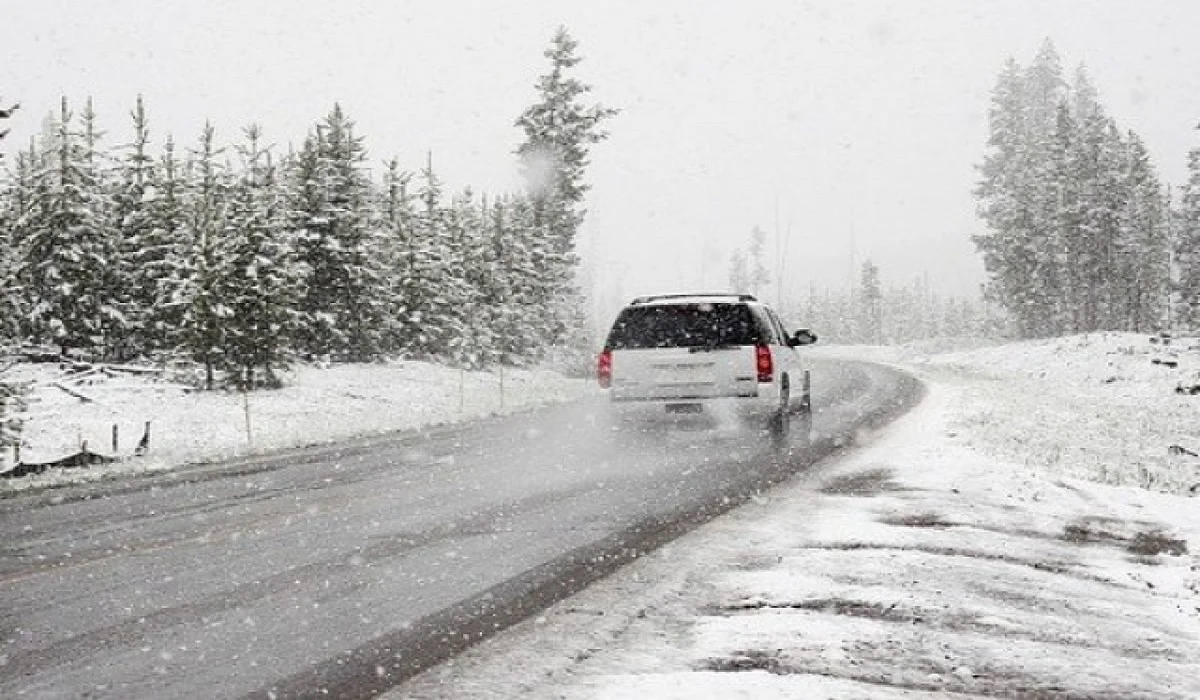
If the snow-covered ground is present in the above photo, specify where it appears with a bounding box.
[0,359,589,491]
[392,333,1200,699]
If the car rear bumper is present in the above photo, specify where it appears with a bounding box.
[607,394,779,424]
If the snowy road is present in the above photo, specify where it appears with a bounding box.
[0,359,919,699]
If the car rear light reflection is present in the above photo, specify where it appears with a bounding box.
[597,348,613,388]
[756,344,773,383]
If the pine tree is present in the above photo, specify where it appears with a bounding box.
[449,189,497,368]
[1022,43,1069,337]
[747,225,771,298]
[493,193,545,363]
[138,134,191,354]
[728,249,749,294]
[378,157,416,355]
[290,105,388,361]
[222,125,304,387]
[178,123,231,389]
[13,97,120,356]
[0,141,33,345]
[404,158,467,360]
[481,194,532,364]
[515,27,616,350]
[516,27,617,215]
[857,260,883,344]
[1117,132,1168,331]
[1177,133,1200,330]
[0,97,25,457]
[113,95,161,358]
[974,58,1040,337]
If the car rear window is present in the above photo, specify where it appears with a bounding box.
[605,303,764,350]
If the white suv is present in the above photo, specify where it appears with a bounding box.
[596,293,816,440]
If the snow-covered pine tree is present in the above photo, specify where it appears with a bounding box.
[1022,42,1069,337]
[80,98,128,358]
[1176,132,1200,331]
[290,105,388,361]
[974,58,1039,337]
[112,95,161,359]
[747,226,771,299]
[405,157,467,361]
[857,260,883,344]
[0,139,34,345]
[497,193,548,363]
[515,27,616,351]
[728,249,749,294]
[178,123,232,389]
[378,157,416,356]
[449,188,498,368]
[483,193,534,364]
[222,125,304,388]
[13,97,120,357]
[1083,120,1127,331]
[137,134,191,355]
[0,97,25,456]
[1047,100,1082,333]
[1116,131,1168,331]
[434,186,473,366]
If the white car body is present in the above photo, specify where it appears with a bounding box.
[596,294,814,432]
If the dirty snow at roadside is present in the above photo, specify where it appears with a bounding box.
[0,360,588,492]
[394,333,1200,699]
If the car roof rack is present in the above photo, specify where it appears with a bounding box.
[629,293,758,305]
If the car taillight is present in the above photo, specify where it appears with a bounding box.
[597,349,613,388]
[756,344,773,383]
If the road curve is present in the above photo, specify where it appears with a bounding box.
[0,359,921,699]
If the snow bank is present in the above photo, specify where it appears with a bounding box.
[924,333,1200,493]
[1,360,590,492]
[812,333,1200,494]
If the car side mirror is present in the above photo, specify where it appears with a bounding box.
[789,329,817,347]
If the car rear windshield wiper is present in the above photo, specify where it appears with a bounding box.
[688,343,742,353]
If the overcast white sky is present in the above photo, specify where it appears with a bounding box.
[4,0,1200,312]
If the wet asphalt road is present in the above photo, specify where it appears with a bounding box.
[0,359,920,699]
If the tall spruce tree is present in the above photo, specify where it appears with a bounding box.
[1177,132,1200,330]
[222,125,304,387]
[974,58,1039,336]
[0,118,27,345]
[113,95,161,358]
[747,226,771,298]
[178,123,231,389]
[139,134,191,354]
[290,105,388,361]
[378,157,417,355]
[0,97,23,457]
[857,260,883,344]
[449,189,497,368]
[405,158,467,360]
[493,193,544,363]
[13,97,120,356]
[1117,131,1168,331]
[515,27,616,350]
[480,194,526,364]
